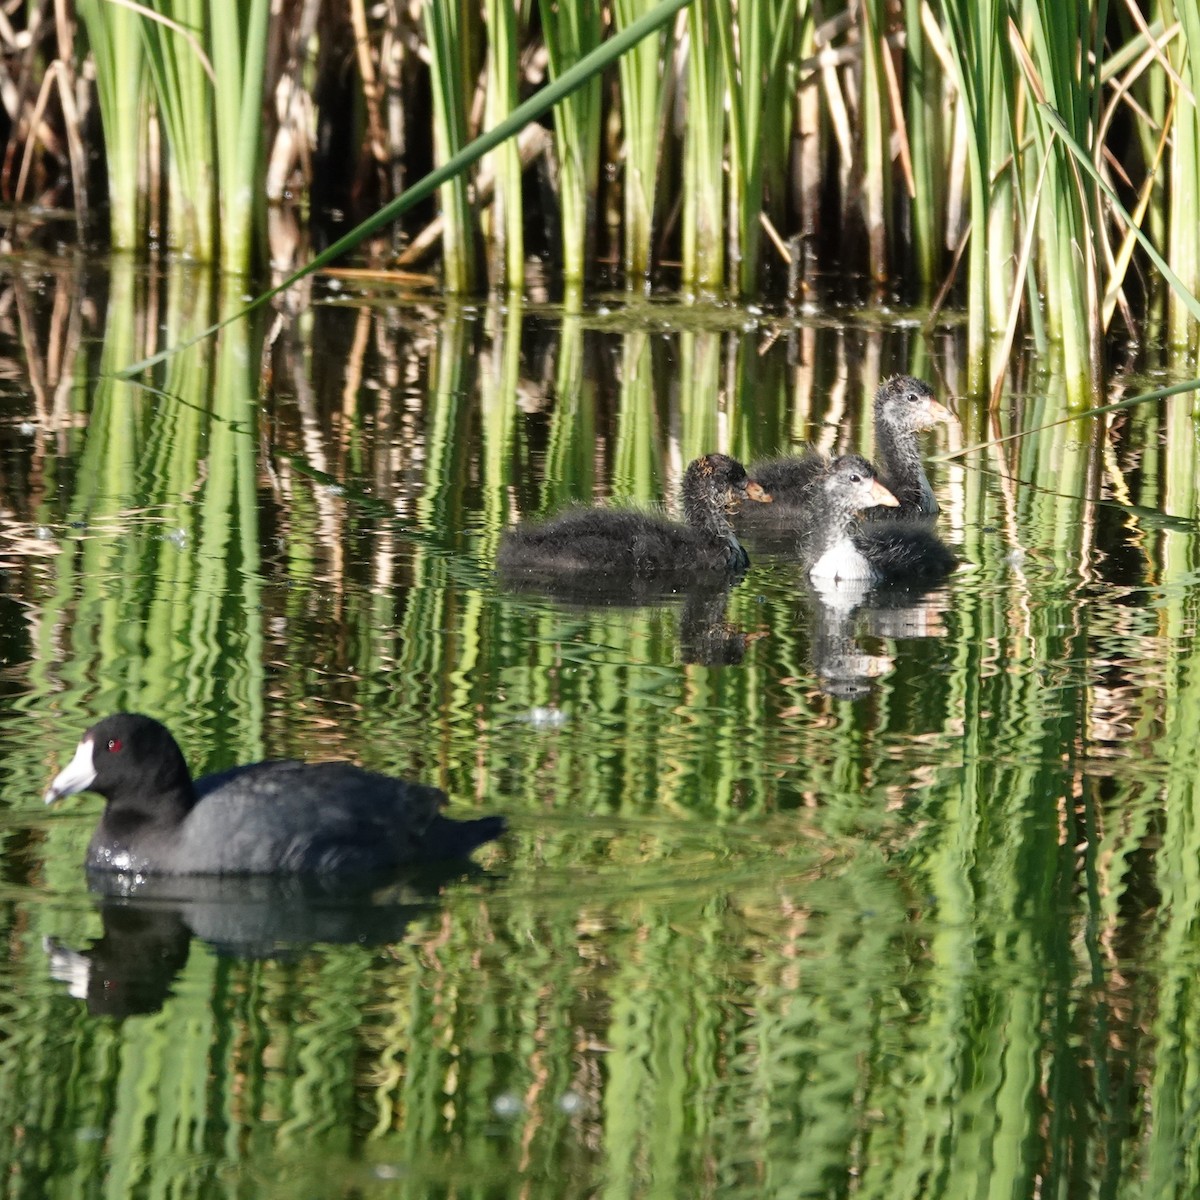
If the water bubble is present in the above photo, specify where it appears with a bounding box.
[491,1091,523,1119]
[371,1163,407,1180]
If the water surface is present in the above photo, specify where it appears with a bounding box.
[0,261,1194,1198]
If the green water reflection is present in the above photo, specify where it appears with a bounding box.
[0,260,1194,1198]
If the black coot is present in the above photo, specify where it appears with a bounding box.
[44,713,505,875]
[742,375,953,525]
[497,453,771,587]
[798,454,957,584]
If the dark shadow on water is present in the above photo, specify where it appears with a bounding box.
[496,557,750,607]
[43,863,488,1018]
[677,586,765,666]
[498,571,763,667]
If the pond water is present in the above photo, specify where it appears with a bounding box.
[0,259,1197,1198]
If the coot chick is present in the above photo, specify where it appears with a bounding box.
[44,713,505,875]
[497,453,771,587]
[799,454,956,584]
[799,455,899,582]
[743,375,953,524]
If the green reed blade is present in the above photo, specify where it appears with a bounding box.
[540,0,602,288]
[1165,0,1200,345]
[1039,103,1200,329]
[483,0,524,291]
[683,0,726,291]
[859,0,892,280]
[75,0,145,250]
[713,0,797,294]
[1017,0,1099,404]
[139,0,215,259]
[208,0,270,272]
[937,0,1006,383]
[425,0,479,293]
[903,0,944,285]
[613,0,672,284]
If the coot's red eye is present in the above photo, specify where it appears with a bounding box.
[107,738,122,753]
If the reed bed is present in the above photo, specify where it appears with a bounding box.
[4,1,1200,393]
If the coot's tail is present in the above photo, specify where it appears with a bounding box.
[421,814,507,860]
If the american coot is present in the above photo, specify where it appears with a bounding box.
[44,713,505,875]
[497,453,772,586]
[742,375,953,524]
[800,454,957,584]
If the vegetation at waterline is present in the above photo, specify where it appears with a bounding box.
[3,2,1200,395]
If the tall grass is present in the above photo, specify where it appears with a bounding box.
[424,0,479,293]
[903,0,945,285]
[1165,0,1200,345]
[70,1,267,270]
[539,0,602,292]
[208,0,270,272]
[612,0,670,285]
[483,0,524,291]
[139,0,215,258]
[74,0,144,251]
[15,1,1200,388]
[682,0,725,292]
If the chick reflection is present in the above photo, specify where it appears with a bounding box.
[43,867,464,1018]
[806,577,951,698]
[678,586,763,666]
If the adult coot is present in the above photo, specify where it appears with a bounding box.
[44,713,505,875]
[497,453,771,589]
[799,454,956,584]
[743,375,954,524]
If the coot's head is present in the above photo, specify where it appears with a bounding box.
[875,375,954,434]
[820,455,900,518]
[45,713,194,807]
[682,454,772,523]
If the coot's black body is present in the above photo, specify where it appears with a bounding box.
[44,713,504,875]
[741,375,953,528]
[853,522,958,582]
[797,455,955,585]
[497,453,771,589]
